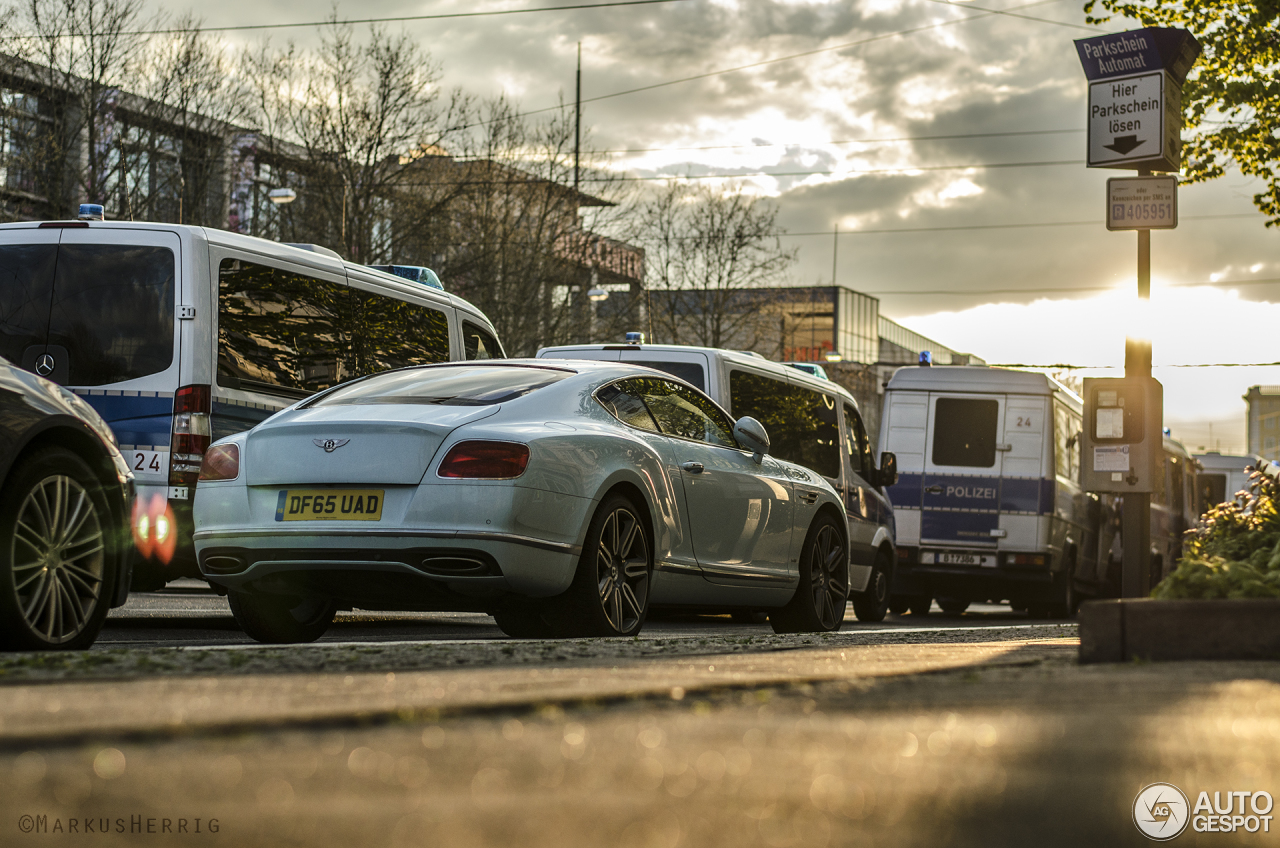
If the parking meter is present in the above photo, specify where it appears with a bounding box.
[1080,376,1163,493]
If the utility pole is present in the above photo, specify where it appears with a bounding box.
[574,42,581,195]
[831,223,838,287]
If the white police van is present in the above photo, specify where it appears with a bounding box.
[879,364,1103,617]
[0,212,503,586]
[538,339,899,621]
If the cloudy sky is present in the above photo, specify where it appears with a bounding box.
[154,0,1278,452]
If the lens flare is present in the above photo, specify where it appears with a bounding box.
[132,494,177,564]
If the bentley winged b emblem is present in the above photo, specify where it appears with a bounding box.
[313,438,350,453]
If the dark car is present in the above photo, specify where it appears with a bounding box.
[0,355,134,650]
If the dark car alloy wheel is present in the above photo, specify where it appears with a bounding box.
[0,449,113,650]
[595,504,650,634]
[549,494,652,637]
[772,515,847,634]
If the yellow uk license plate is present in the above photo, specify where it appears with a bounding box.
[275,489,384,522]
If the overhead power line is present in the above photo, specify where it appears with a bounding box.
[609,158,1083,181]
[989,362,1280,369]
[862,272,1280,297]
[922,0,1100,32]
[600,128,1085,156]
[780,213,1259,238]
[12,0,690,38]
[502,0,1104,123]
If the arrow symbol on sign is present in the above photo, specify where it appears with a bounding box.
[1104,135,1146,155]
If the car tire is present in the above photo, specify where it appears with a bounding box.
[850,549,892,623]
[549,494,652,637]
[888,595,911,616]
[228,591,336,643]
[0,448,116,652]
[937,597,970,615]
[492,606,557,639]
[770,514,848,634]
[1031,575,1078,620]
[907,595,932,616]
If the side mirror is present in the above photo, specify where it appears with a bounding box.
[878,452,898,487]
[733,416,770,464]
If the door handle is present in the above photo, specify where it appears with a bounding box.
[925,485,943,495]
[681,461,704,473]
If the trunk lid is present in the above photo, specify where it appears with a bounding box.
[243,405,499,486]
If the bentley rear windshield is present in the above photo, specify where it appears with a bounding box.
[308,365,571,407]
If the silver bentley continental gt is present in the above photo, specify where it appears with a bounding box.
[192,361,851,642]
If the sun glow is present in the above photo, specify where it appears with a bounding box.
[897,285,1280,423]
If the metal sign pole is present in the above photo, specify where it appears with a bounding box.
[1122,166,1153,597]
[1076,27,1201,602]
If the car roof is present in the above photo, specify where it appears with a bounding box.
[540,342,858,404]
[1193,452,1259,471]
[0,220,492,320]
[885,364,1078,399]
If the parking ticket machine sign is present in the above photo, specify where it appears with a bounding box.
[1076,28,1201,172]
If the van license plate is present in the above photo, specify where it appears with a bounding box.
[275,490,384,522]
[928,551,995,568]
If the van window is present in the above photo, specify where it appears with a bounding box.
[0,243,176,385]
[844,404,874,481]
[347,286,451,373]
[629,360,705,391]
[1053,403,1081,482]
[462,321,502,360]
[50,245,176,385]
[218,259,449,395]
[729,369,840,479]
[0,244,58,364]
[932,397,998,467]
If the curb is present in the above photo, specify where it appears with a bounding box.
[1078,598,1280,664]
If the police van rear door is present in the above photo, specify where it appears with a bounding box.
[920,393,1005,555]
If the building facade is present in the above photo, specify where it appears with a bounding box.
[1245,386,1280,462]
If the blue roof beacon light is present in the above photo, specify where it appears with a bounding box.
[919,350,933,367]
[367,264,445,291]
[624,332,645,345]
[77,204,104,221]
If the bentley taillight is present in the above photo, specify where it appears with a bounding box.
[199,443,240,481]
[437,441,529,479]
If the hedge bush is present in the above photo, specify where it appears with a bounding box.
[1153,461,1280,599]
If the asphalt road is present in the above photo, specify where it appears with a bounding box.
[4,583,1275,846]
[100,580,1073,648]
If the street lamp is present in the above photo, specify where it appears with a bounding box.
[587,288,609,302]
[267,187,297,204]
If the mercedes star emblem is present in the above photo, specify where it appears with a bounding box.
[34,353,55,377]
[313,438,350,453]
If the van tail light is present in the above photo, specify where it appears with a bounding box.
[199,444,240,481]
[437,441,529,479]
[169,384,212,487]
